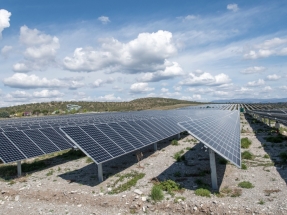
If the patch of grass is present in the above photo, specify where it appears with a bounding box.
[230,188,242,197]
[110,171,145,194]
[258,199,265,205]
[158,179,183,196]
[194,179,210,189]
[241,163,247,170]
[194,188,211,197]
[8,180,16,185]
[241,151,254,160]
[150,185,164,202]
[46,169,54,176]
[171,140,179,146]
[174,196,186,203]
[263,154,270,159]
[238,181,254,189]
[241,137,252,149]
[86,157,93,163]
[173,152,185,162]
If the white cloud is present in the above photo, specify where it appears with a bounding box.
[90,77,115,88]
[279,86,287,91]
[33,90,64,98]
[10,90,31,98]
[173,86,182,91]
[13,25,60,72]
[261,86,272,92]
[179,72,231,86]
[138,61,184,82]
[3,73,84,89]
[0,9,11,39]
[212,91,228,96]
[180,95,201,101]
[241,66,265,74]
[161,88,169,93]
[130,82,154,94]
[98,94,122,101]
[227,4,239,12]
[186,87,213,94]
[1,45,12,57]
[63,30,177,74]
[247,79,265,87]
[98,16,110,24]
[235,87,253,94]
[266,74,281,81]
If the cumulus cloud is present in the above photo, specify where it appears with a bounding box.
[161,88,169,93]
[266,74,281,81]
[261,86,272,92]
[180,95,201,101]
[1,45,12,57]
[90,77,115,88]
[247,79,265,87]
[0,9,11,38]
[13,25,60,72]
[138,61,184,82]
[243,37,287,59]
[179,72,231,86]
[235,87,253,94]
[98,16,110,24]
[33,89,63,98]
[63,30,177,75]
[173,86,182,91]
[279,86,287,91]
[98,94,122,101]
[241,66,265,74]
[3,73,84,89]
[227,4,239,12]
[130,82,154,94]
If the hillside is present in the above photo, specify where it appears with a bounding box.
[0,97,202,116]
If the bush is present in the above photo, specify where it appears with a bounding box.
[159,180,182,193]
[263,154,269,159]
[241,138,252,149]
[194,188,211,197]
[241,163,247,170]
[173,152,185,162]
[0,111,9,118]
[151,185,164,201]
[171,140,179,146]
[238,181,254,189]
[241,151,254,160]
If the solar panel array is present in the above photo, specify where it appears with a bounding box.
[178,111,241,167]
[0,104,240,168]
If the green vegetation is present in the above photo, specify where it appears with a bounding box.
[158,179,183,196]
[174,196,186,203]
[173,151,185,162]
[238,181,254,189]
[0,98,202,116]
[194,188,211,197]
[46,169,54,176]
[110,171,145,194]
[241,151,254,160]
[241,137,252,149]
[86,157,93,163]
[0,111,9,118]
[241,163,247,170]
[258,199,265,205]
[171,139,179,146]
[151,185,164,201]
[263,154,270,159]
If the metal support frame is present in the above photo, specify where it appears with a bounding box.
[98,163,103,182]
[209,149,218,190]
[153,142,158,151]
[268,118,271,127]
[17,161,22,177]
[177,133,180,140]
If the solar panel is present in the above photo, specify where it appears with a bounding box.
[39,128,72,150]
[178,111,241,167]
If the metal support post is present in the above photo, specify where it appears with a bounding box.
[177,133,180,140]
[268,118,271,127]
[154,142,157,151]
[209,149,218,190]
[98,163,103,182]
[17,161,22,177]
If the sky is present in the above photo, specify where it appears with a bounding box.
[0,0,287,107]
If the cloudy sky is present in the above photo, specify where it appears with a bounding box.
[0,0,287,107]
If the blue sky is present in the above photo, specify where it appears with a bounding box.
[0,0,287,107]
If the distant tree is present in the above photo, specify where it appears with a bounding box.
[9,110,16,115]
[0,111,10,118]
[32,109,41,115]
[42,110,49,115]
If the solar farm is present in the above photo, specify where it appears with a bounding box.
[0,103,287,214]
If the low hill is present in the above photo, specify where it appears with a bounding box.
[0,97,203,116]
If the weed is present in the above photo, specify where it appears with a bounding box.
[8,180,16,185]
[230,188,242,197]
[241,138,252,149]
[241,151,254,160]
[265,136,283,143]
[258,199,265,205]
[263,154,270,159]
[173,152,185,162]
[86,157,93,163]
[194,188,211,197]
[174,196,186,203]
[238,181,254,189]
[57,167,61,171]
[185,147,191,150]
[241,163,247,170]
[46,169,54,176]
[150,185,164,202]
[158,179,183,196]
[171,140,179,146]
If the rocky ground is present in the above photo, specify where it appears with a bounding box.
[0,113,287,215]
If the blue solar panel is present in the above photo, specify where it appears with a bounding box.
[127,121,158,143]
[39,128,72,150]
[0,133,26,163]
[4,131,44,158]
[60,126,112,163]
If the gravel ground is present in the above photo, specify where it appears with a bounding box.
[0,113,287,215]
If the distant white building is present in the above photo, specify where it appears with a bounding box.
[67,104,82,111]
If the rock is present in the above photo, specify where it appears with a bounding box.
[107,188,112,191]
[77,204,82,207]
[122,195,126,198]
[135,195,139,199]
[15,195,19,201]
[99,192,104,196]
[141,196,147,201]
[129,204,137,210]
[134,189,143,195]
[142,206,146,212]
[213,201,217,204]
[193,206,198,211]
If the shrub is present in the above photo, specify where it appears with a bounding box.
[238,181,254,189]
[0,111,9,118]
[159,180,182,193]
[194,188,211,197]
[241,163,247,170]
[263,154,269,159]
[241,138,252,149]
[151,185,164,201]
[171,140,179,146]
[173,152,185,162]
[241,151,254,160]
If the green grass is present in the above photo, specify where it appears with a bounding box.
[241,138,252,149]
[86,157,93,163]
[171,140,179,146]
[258,199,265,205]
[263,154,270,159]
[241,151,254,160]
[158,179,183,196]
[109,171,145,194]
[173,152,185,162]
[151,185,164,202]
[238,181,254,189]
[46,169,54,176]
[241,163,247,170]
[194,188,211,197]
